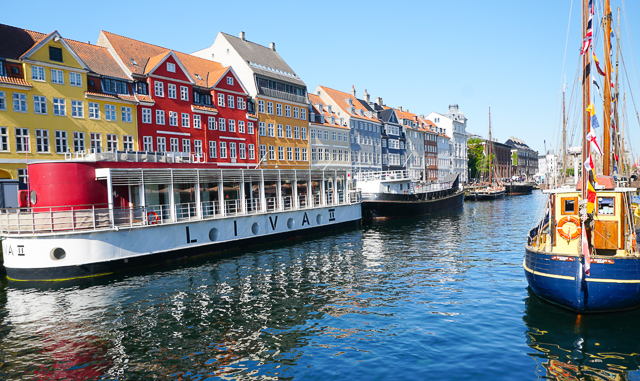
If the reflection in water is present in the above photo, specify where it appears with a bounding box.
[524,289,640,380]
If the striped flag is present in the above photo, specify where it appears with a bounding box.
[582,221,591,276]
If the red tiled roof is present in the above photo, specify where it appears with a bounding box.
[0,24,47,60]
[66,40,129,80]
[308,93,349,130]
[192,105,218,113]
[0,76,32,88]
[317,85,378,122]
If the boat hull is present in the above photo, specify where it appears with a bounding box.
[524,246,640,312]
[362,190,464,220]
[505,183,533,195]
[467,190,505,201]
[3,205,361,281]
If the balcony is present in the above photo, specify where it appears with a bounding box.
[258,86,308,104]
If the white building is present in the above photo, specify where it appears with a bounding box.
[308,94,351,171]
[426,104,468,182]
[437,132,451,180]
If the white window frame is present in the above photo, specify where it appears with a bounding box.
[89,102,100,119]
[51,69,64,84]
[208,117,216,130]
[193,114,201,129]
[218,118,226,131]
[69,72,82,87]
[53,98,66,116]
[181,86,189,101]
[73,131,85,153]
[238,120,245,134]
[121,106,132,122]
[248,122,254,135]
[219,141,227,158]
[0,127,8,151]
[258,100,265,113]
[229,142,236,159]
[107,134,118,151]
[90,132,102,153]
[166,62,176,72]
[226,77,233,85]
[218,93,225,107]
[228,119,235,132]
[31,66,45,81]
[227,95,234,109]
[71,100,83,118]
[35,129,49,153]
[104,104,116,121]
[267,101,273,115]
[156,136,166,152]
[239,143,246,159]
[156,110,165,125]
[142,108,151,123]
[182,139,190,153]
[0,91,5,111]
[123,135,134,151]
[170,138,179,152]
[248,144,255,160]
[169,111,178,126]
[154,81,164,97]
[276,103,282,116]
[168,83,177,99]
[15,128,29,153]
[143,136,153,152]
[33,95,47,114]
[285,105,291,118]
[13,93,27,113]
[209,140,217,158]
[286,146,292,161]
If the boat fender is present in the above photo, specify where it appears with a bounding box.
[556,216,581,241]
[147,211,159,225]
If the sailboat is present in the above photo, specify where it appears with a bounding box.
[524,0,640,312]
[468,108,505,201]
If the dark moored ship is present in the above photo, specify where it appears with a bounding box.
[505,181,534,195]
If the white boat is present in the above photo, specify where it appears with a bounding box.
[0,152,362,281]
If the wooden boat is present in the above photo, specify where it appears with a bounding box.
[468,108,505,201]
[524,0,640,312]
[505,182,534,195]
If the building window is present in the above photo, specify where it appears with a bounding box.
[31,66,45,81]
[154,81,164,97]
[301,127,307,140]
[69,72,82,87]
[194,140,202,157]
[90,133,102,153]
[218,93,225,107]
[219,141,227,158]
[193,114,201,129]
[33,95,47,114]
[121,106,132,122]
[278,146,284,160]
[35,129,49,153]
[238,143,246,159]
[73,132,85,152]
[302,148,307,161]
[293,107,299,119]
[268,145,275,160]
[181,86,188,101]
[143,136,153,151]
[169,111,178,126]
[170,138,179,152]
[166,62,176,72]
[53,98,66,116]
[301,108,306,120]
[227,77,233,85]
[286,146,293,161]
[0,91,5,111]
[230,142,236,159]
[49,46,63,62]
[238,120,245,134]
[156,110,165,125]
[105,104,116,121]
[89,102,100,119]
[259,122,266,136]
[156,136,166,152]
[258,100,265,113]
[248,144,255,160]
[71,100,83,118]
[310,129,316,139]
[208,117,216,130]
[237,97,245,110]
[182,139,190,153]
[228,119,235,132]
[248,122,254,135]
[286,125,292,138]
[267,102,273,115]
[0,127,7,151]
[17,169,28,185]
[52,130,67,154]
[15,128,29,152]
[142,108,151,123]
[227,95,234,108]
[312,148,317,161]
[277,124,283,138]
[168,84,176,99]
[51,69,64,84]
[295,147,301,161]
[285,105,291,118]
[218,118,226,131]
[294,126,300,139]
[105,134,117,151]
[276,103,282,116]
[123,135,134,151]
[13,93,27,113]
[259,144,266,161]
[268,123,274,137]
[209,141,217,158]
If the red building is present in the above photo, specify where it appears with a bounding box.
[97,31,258,168]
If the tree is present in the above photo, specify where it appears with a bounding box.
[467,138,484,179]
[565,168,574,176]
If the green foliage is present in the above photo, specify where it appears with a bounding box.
[467,138,485,179]
[511,151,518,165]
[565,168,574,176]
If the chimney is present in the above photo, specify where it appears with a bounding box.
[270,42,276,51]
[375,97,383,106]
[364,89,370,103]
[351,85,356,97]
[399,106,403,111]
[239,31,246,41]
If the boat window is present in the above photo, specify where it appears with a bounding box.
[597,197,615,215]
[561,197,578,215]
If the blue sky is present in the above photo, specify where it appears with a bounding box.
[3,0,640,158]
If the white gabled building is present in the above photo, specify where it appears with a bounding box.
[426,104,468,182]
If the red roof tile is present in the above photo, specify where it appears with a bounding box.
[0,76,32,87]
[317,85,378,122]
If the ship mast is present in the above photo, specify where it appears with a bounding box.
[613,7,622,174]
[603,0,613,175]
[488,107,493,184]
[562,84,567,184]
[582,0,590,201]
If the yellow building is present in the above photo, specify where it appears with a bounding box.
[0,24,138,183]
[193,32,310,169]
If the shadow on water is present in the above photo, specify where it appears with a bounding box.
[523,288,640,380]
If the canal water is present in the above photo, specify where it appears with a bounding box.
[1,191,639,380]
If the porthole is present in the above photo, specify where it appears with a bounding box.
[208,228,220,242]
[251,222,260,235]
[30,190,37,205]
[50,247,66,261]
[287,218,295,229]
[316,214,323,224]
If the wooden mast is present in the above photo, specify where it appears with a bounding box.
[614,7,622,174]
[582,0,590,201]
[603,0,613,175]
[562,85,567,184]
[488,107,493,184]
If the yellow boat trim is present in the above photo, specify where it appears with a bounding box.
[5,271,115,282]
[523,259,575,280]
[585,278,640,284]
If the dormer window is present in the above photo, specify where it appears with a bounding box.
[49,46,63,62]
[227,77,234,85]
[347,98,353,106]
[135,81,148,95]
[167,62,176,72]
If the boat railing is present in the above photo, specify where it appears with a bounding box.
[353,170,412,182]
[0,190,360,235]
[64,149,197,164]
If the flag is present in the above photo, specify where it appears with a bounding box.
[591,113,600,129]
[586,103,595,116]
[593,79,602,100]
[582,221,591,276]
[593,53,606,76]
[587,128,603,155]
[584,155,597,214]
[582,11,593,55]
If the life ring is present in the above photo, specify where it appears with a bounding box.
[147,211,159,225]
[556,216,581,241]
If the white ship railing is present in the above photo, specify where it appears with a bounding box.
[0,191,362,235]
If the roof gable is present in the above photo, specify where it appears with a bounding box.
[144,51,194,84]
[211,67,248,94]
[20,30,89,70]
